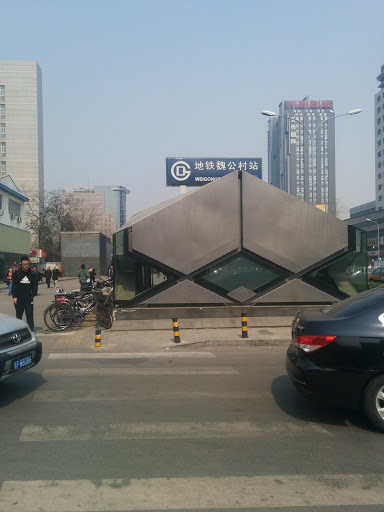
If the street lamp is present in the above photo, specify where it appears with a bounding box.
[261,108,362,205]
[366,218,381,266]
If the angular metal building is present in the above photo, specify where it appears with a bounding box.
[113,172,367,307]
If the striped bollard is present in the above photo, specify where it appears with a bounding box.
[172,317,180,343]
[95,327,101,347]
[241,312,249,339]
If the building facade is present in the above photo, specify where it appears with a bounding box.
[375,64,384,211]
[267,98,336,212]
[113,172,366,308]
[94,185,129,231]
[61,232,111,277]
[0,176,30,278]
[0,60,44,205]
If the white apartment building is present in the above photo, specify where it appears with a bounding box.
[0,60,44,205]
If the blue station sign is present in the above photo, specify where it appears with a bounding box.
[166,157,262,186]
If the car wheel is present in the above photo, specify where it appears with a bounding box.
[363,375,384,432]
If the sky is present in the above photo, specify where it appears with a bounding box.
[2,0,383,219]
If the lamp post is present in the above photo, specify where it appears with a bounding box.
[261,108,362,206]
[366,218,381,267]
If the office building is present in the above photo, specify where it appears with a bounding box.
[267,98,336,212]
[0,60,44,205]
[68,188,115,240]
[94,185,130,231]
[375,64,384,210]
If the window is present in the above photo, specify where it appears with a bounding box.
[379,196,383,202]
[0,142,5,156]
[379,106,382,113]
[0,85,4,98]
[0,104,4,119]
[0,161,6,176]
[379,185,382,190]
[379,151,382,158]
[8,199,20,216]
[0,124,5,138]
[196,253,288,296]
[378,95,381,103]
[379,140,382,146]
[379,129,382,136]
[379,173,383,179]
[379,162,382,168]
[378,118,382,125]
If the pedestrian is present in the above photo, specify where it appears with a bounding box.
[12,256,38,332]
[78,264,88,290]
[88,265,96,284]
[5,267,13,295]
[108,265,113,279]
[31,266,41,295]
[45,266,52,288]
[52,266,60,288]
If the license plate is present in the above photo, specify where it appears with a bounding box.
[13,354,32,371]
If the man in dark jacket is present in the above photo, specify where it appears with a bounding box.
[52,267,60,287]
[12,256,38,332]
[45,266,52,288]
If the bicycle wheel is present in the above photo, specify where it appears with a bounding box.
[52,303,75,331]
[95,304,113,329]
[43,304,63,331]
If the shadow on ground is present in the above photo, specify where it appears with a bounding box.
[0,371,46,408]
[271,374,377,433]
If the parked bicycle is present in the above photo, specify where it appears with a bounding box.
[43,278,113,331]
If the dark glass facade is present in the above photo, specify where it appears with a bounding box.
[196,253,288,295]
[303,228,367,299]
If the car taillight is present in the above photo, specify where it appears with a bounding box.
[294,335,336,353]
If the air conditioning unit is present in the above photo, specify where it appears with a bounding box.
[0,209,3,215]
[17,216,22,223]
[10,213,15,219]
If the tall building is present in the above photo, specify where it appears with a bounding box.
[94,185,130,231]
[267,98,336,212]
[375,64,384,211]
[0,60,44,204]
[66,185,129,240]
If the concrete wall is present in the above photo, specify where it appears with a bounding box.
[61,232,111,277]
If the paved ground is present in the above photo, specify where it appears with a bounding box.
[1,278,384,511]
[0,277,292,351]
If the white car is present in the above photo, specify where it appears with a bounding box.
[0,313,42,382]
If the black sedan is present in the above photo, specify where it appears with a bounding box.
[286,287,384,431]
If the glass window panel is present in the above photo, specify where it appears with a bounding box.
[302,227,368,298]
[114,250,176,304]
[196,253,288,295]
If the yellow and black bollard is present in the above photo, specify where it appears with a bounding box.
[172,317,180,343]
[241,312,249,339]
[95,327,101,347]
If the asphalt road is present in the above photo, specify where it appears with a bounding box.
[1,282,384,511]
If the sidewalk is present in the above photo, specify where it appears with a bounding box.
[38,318,292,353]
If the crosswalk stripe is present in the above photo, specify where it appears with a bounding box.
[33,390,272,402]
[20,420,332,441]
[1,474,382,511]
[48,351,215,359]
[43,367,238,377]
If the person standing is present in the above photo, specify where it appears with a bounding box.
[52,267,60,288]
[78,264,88,289]
[108,265,113,279]
[12,256,38,332]
[45,266,52,288]
[88,265,96,284]
[6,267,13,296]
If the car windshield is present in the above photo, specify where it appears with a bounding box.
[322,288,384,317]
